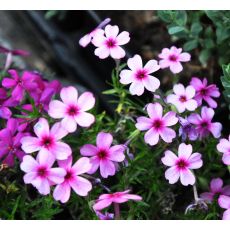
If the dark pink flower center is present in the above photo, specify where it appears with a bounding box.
[37,166,48,178]
[97,149,108,159]
[169,54,178,62]
[176,158,189,170]
[136,69,147,80]
[200,88,207,96]
[200,121,209,128]
[179,95,187,102]
[152,119,163,130]
[65,170,74,181]
[41,136,54,149]
[106,38,116,48]
[67,105,79,116]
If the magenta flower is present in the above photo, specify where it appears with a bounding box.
[21,118,71,160]
[178,117,198,141]
[20,151,66,195]
[119,54,160,96]
[218,195,230,220]
[188,106,222,139]
[96,211,114,220]
[167,84,198,113]
[48,86,95,133]
[0,118,26,167]
[190,77,220,108]
[0,88,14,119]
[79,18,111,47]
[53,156,92,203]
[93,190,142,211]
[158,46,191,74]
[2,70,38,101]
[161,143,203,186]
[92,24,130,59]
[217,135,230,165]
[80,132,125,178]
[136,103,178,146]
[200,178,230,203]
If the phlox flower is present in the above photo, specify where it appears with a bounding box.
[167,84,197,113]
[217,135,230,165]
[218,195,230,220]
[80,132,125,178]
[119,54,160,96]
[21,118,71,160]
[93,190,142,211]
[2,70,38,101]
[190,77,220,108]
[158,46,191,74]
[200,178,230,203]
[53,156,92,203]
[188,106,222,139]
[0,88,14,119]
[48,86,95,133]
[161,143,203,186]
[96,211,114,220]
[136,102,178,146]
[92,24,130,59]
[178,117,198,141]
[79,18,111,47]
[0,118,26,166]
[20,151,66,195]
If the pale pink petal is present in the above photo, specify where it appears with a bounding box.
[60,86,78,104]
[161,150,178,166]
[95,46,110,59]
[53,183,71,203]
[165,166,180,184]
[217,138,230,153]
[218,195,230,209]
[110,46,126,59]
[49,168,66,184]
[58,155,72,169]
[119,70,135,84]
[37,179,50,195]
[127,55,143,71]
[50,122,68,140]
[180,169,195,186]
[173,84,185,95]
[223,209,230,220]
[100,159,115,178]
[210,178,223,193]
[116,31,130,45]
[96,132,113,149]
[92,32,106,47]
[61,116,77,133]
[159,59,170,69]
[185,85,196,99]
[34,118,50,138]
[21,136,40,153]
[70,176,92,196]
[88,156,100,174]
[77,92,95,112]
[144,128,159,146]
[80,144,98,156]
[201,107,214,120]
[75,112,95,127]
[162,111,178,126]
[105,25,119,38]
[48,100,66,118]
[122,194,142,201]
[129,81,144,96]
[188,153,203,169]
[147,102,162,119]
[142,75,160,92]
[72,157,92,175]
[179,53,191,62]
[52,142,72,160]
[108,145,125,162]
[167,94,179,106]
[170,62,183,74]
[93,199,113,211]
[79,34,92,47]
[20,155,38,172]
[136,116,153,131]
[185,99,197,111]
[222,153,230,165]
[23,172,37,183]
[37,149,55,167]
[178,143,193,159]
[210,122,222,138]
[144,60,160,74]
[159,127,176,143]
[158,48,170,59]
[188,113,202,125]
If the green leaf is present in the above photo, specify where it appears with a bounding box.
[199,49,211,65]
[168,26,185,35]
[183,39,198,51]
[191,22,202,36]
[175,11,187,26]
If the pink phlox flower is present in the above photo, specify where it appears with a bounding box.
[158,46,191,74]
[200,178,230,203]
[161,143,203,186]
[20,151,66,195]
[96,211,114,220]
[93,190,142,211]
[80,132,125,178]
[190,77,220,108]
[48,86,95,133]
[92,24,130,59]
[2,70,39,101]
[136,102,178,146]
[79,18,111,47]
[218,195,230,220]
[188,106,222,139]
[0,118,27,167]
[119,54,160,96]
[217,135,230,165]
[53,156,92,203]
[21,118,71,160]
[167,83,198,113]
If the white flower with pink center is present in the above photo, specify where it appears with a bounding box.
[161,143,203,186]
[53,156,92,203]
[158,46,191,74]
[217,135,230,165]
[80,132,125,178]
[20,151,66,195]
[167,83,198,113]
[21,118,71,160]
[48,86,95,133]
[92,24,130,59]
[136,102,178,146]
[120,54,160,96]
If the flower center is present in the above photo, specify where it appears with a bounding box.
[176,158,189,170]
[65,170,73,181]
[106,38,116,48]
[37,166,48,177]
[201,121,209,128]
[153,119,163,130]
[67,105,79,116]
[200,88,207,96]
[136,69,147,80]
[179,95,187,102]
[169,54,178,62]
[97,149,108,159]
[41,136,54,149]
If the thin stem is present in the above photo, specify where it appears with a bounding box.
[193,183,199,204]
[114,203,120,220]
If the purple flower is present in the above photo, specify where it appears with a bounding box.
[190,77,220,108]
[178,117,198,141]
[200,178,230,203]
[188,106,222,139]
[96,211,114,220]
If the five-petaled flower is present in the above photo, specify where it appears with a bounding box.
[119,54,160,96]
[80,132,125,178]
[161,143,203,186]
[158,46,191,74]
[48,86,95,133]
[217,135,230,165]
[136,102,178,146]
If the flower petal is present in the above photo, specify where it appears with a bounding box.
[70,176,92,196]
[72,157,92,175]
[77,92,95,112]
[80,144,98,157]
[161,150,178,166]
[60,86,78,104]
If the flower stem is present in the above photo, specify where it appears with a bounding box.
[193,183,199,204]
[114,203,120,220]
